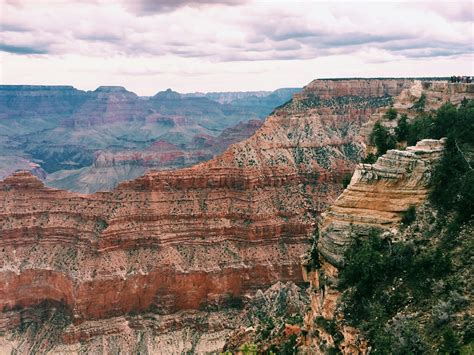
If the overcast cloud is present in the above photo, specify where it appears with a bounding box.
[0,0,472,94]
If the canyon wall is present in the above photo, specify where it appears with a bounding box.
[0,79,413,351]
[301,139,446,353]
[0,85,295,192]
[301,81,474,354]
[45,120,264,193]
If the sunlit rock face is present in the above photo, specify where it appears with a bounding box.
[0,79,413,351]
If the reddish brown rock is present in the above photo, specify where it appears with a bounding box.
[0,79,414,351]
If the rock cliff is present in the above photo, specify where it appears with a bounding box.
[45,120,264,193]
[301,139,446,353]
[300,80,474,354]
[0,79,413,352]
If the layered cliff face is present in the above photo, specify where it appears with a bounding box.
[45,120,264,193]
[0,79,413,352]
[301,139,446,353]
[318,139,446,267]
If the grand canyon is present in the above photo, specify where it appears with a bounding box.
[1,0,473,353]
[1,77,472,353]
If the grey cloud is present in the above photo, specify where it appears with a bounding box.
[0,43,48,54]
[0,23,29,32]
[2,0,471,64]
[126,0,247,15]
[76,34,123,43]
[395,47,473,58]
[270,29,321,42]
[321,32,411,47]
[382,38,474,58]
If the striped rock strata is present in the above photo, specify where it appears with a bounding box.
[0,79,412,351]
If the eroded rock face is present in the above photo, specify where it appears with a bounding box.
[300,81,474,354]
[318,139,446,267]
[0,79,412,351]
[301,139,446,354]
[45,120,265,193]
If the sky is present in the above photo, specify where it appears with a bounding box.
[0,0,473,95]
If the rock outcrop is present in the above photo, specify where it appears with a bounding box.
[301,138,446,353]
[300,80,474,354]
[0,79,413,351]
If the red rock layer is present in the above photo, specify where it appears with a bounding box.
[0,79,412,332]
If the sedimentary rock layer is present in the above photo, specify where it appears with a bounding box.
[301,81,474,354]
[302,139,446,354]
[0,79,413,351]
[318,139,446,267]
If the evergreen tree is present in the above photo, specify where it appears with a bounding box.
[395,114,409,141]
[370,121,396,156]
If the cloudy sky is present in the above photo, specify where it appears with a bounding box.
[0,0,473,95]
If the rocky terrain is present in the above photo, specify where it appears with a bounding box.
[0,85,298,192]
[301,138,446,352]
[44,120,264,193]
[0,78,415,352]
[300,81,474,354]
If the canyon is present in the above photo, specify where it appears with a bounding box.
[0,85,297,192]
[0,78,415,352]
[1,78,471,353]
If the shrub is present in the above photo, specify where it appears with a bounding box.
[339,229,453,350]
[406,113,433,146]
[239,343,258,355]
[362,153,377,164]
[341,173,352,189]
[281,334,297,354]
[412,93,426,112]
[440,328,461,354]
[370,121,396,156]
[395,114,409,141]
[384,107,398,120]
[401,205,416,225]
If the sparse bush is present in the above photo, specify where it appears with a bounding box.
[412,93,426,112]
[370,121,396,156]
[440,328,461,354]
[401,205,416,225]
[384,107,398,120]
[406,113,433,146]
[362,153,377,164]
[341,173,352,189]
[239,343,258,355]
[395,114,409,141]
[281,334,297,354]
[430,100,474,224]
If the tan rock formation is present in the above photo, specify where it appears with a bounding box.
[302,139,446,354]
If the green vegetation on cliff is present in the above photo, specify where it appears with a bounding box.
[339,100,473,353]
